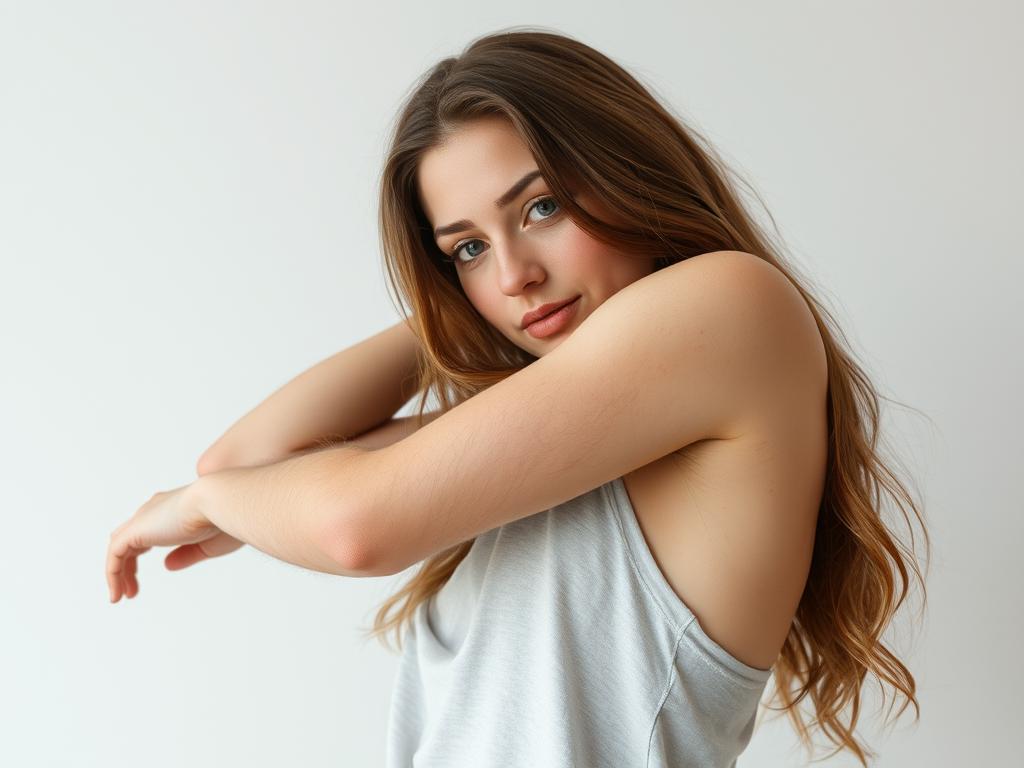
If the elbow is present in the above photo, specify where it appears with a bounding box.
[324,516,410,578]
[320,506,383,578]
[196,450,221,477]
[328,536,378,578]
[319,447,406,578]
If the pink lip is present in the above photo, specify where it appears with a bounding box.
[524,296,581,339]
[521,296,580,330]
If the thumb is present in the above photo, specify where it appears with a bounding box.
[165,532,245,570]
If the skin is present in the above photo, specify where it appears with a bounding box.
[417,116,656,357]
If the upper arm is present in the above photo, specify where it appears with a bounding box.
[342,251,821,576]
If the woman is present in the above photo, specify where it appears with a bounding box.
[106,28,929,767]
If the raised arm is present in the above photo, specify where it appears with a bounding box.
[145,319,431,576]
[197,318,423,475]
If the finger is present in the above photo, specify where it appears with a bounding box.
[126,546,150,598]
[120,544,150,600]
[107,541,123,603]
[165,543,208,571]
[108,520,135,602]
[108,566,120,603]
[120,557,132,599]
[166,533,243,570]
[107,534,150,603]
[200,534,245,558]
[125,555,139,598]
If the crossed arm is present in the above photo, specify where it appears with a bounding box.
[107,248,815,602]
[189,251,808,581]
[188,410,444,577]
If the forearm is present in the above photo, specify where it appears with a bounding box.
[192,444,373,577]
[199,319,421,472]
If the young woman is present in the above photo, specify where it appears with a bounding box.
[106,29,929,767]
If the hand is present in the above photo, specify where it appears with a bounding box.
[106,481,228,603]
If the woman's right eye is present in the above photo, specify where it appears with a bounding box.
[450,239,485,265]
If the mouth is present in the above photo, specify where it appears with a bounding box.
[522,295,582,339]
[521,295,580,330]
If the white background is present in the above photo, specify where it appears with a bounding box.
[3,1,1020,765]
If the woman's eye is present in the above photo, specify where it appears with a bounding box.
[448,196,561,267]
[526,196,560,223]
[452,240,486,263]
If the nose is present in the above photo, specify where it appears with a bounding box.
[493,238,547,296]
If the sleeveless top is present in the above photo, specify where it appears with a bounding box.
[384,475,774,767]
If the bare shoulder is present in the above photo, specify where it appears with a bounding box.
[725,251,828,427]
[651,250,828,432]
[673,251,823,350]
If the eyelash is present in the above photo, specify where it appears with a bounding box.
[444,195,563,267]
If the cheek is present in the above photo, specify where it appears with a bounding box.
[557,227,632,284]
[558,227,656,305]
[461,281,502,323]
[555,226,611,269]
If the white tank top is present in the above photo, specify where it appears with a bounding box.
[385,475,773,767]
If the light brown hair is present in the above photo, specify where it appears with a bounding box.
[358,27,929,766]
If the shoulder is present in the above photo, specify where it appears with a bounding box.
[647,250,818,338]
[594,250,818,343]
[590,250,827,432]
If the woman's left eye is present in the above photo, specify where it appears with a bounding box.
[526,195,560,223]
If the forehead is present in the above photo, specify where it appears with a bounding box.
[417,117,537,223]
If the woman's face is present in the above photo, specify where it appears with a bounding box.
[417,116,656,356]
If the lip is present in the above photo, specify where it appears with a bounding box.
[521,296,580,330]
[523,296,581,339]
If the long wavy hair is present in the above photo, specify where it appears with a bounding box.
[356,27,930,766]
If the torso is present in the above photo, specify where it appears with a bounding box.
[622,330,829,672]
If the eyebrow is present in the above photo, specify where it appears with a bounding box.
[432,169,544,240]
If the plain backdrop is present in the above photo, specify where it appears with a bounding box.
[3,1,1021,766]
